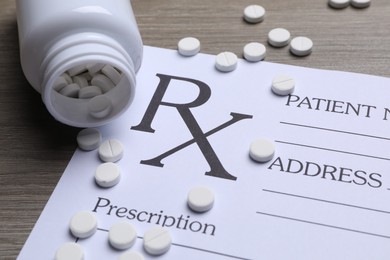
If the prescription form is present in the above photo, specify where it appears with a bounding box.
[19,46,390,260]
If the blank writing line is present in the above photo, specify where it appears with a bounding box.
[280,121,390,141]
[262,189,390,215]
[275,140,390,161]
[256,211,390,240]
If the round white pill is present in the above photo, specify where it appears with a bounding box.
[328,0,350,9]
[271,75,295,96]
[73,75,89,88]
[102,64,121,85]
[68,64,87,77]
[109,221,137,250]
[215,52,238,72]
[91,74,116,93]
[243,42,266,62]
[119,251,144,260]
[69,211,97,239]
[53,76,68,91]
[98,139,124,162]
[88,95,112,119]
[187,186,215,212]
[249,139,275,163]
[178,37,201,57]
[143,227,171,256]
[59,83,81,98]
[350,0,370,8]
[243,4,265,23]
[268,28,291,47]
[86,63,105,75]
[55,242,84,260]
[78,85,102,99]
[77,128,102,151]
[95,162,121,188]
[290,36,313,57]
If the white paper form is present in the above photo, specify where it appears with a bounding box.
[19,46,390,260]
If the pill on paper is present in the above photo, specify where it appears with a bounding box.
[102,64,121,85]
[91,74,116,93]
[272,75,295,96]
[77,128,101,151]
[119,251,145,260]
[328,0,350,9]
[243,4,265,23]
[98,139,124,163]
[78,85,103,99]
[109,221,137,250]
[268,28,291,47]
[55,242,84,260]
[215,51,238,72]
[95,162,121,188]
[88,95,112,119]
[249,138,275,163]
[290,36,313,57]
[187,186,215,212]
[350,0,370,8]
[243,42,266,62]
[59,83,81,98]
[178,37,201,57]
[143,227,171,255]
[69,211,97,239]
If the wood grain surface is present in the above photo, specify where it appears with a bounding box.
[0,0,389,258]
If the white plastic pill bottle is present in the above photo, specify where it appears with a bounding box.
[16,0,143,127]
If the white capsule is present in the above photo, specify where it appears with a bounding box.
[88,95,112,119]
[95,162,121,188]
[328,0,350,9]
[67,64,87,77]
[351,0,370,8]
[215,52,238,72]
[249,138,275,163]
[143,227,171,256]
[55,242,84,260]
[73,75,89,88]
[61,73,73,84]
[78,86,102,99]
[86,63,105,75]
[77,128,102,151]
[272,75,295,96]
[98,139,124,163]
[91,74,115,93]
[59,83,80,98]
[290,36,313,57]
[178,37,201,57]
[187,186,215,212]
[243,42,266,62]
[243,4,265,23]
[268,28,291,47]
[109,221,137,250]
[53,76,68,91]
[101,64,121,85]
[69,211,97,239]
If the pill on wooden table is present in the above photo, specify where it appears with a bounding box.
[243,42,266,62]
[328,0,350,9]
[88,95,112,119]
[55,242,84,260]
[143,227,171,255]
[178,37,201,56]
[78,85,103,99]
[187,186,215,212]
[215,51,238,72]
[271,75,295,96]
[119,251,144,260]
[268,28,291,47]
[249,138,275,163]
[98,139,124,162]
[86,63,105,75]
[95,162,121,188]
[69,211,97,238]
[102,64,121,85]
[350,0,370,8]
[109,221,137,250]
[290,36,313,57]
[73,75,89,88]
[91,74,115,93]
[59,83,81,98]
[77,128,101,151]
[61,73,73,84]
[68,64,87,77]
[243,4,265,23]
[53,76,68,91]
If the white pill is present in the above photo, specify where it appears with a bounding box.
[73,75,89,88]
[55,242,84,260]
[88,95,112,119]
[290,36,313,57]
[249,138,275,163]
[187,186,215,212]
[178,37,201,57]
[109,221,137,250]
[95,162,121,188]
[268,28,291,47]
[215,52,238,72]
[99,139,124,162]
[78,85,103,99]
[119,251,144,260]
[77,128,102,151]
[351,0,370,8]
[86,63,105,75]
[328,0,350,9]
[91,74,115,93]
[102,64,121,85]
[59,83,81,98]
[61,73,73,84]
[143,227,171,256]
[80,72,93,81]
[243,42,266,62]
[53,76,68,91]
[272,75,295,96]
[69,211,97,239]
[67,64,87,77]
[243,4,265,23]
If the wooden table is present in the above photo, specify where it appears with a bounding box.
[1,0,389,258]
